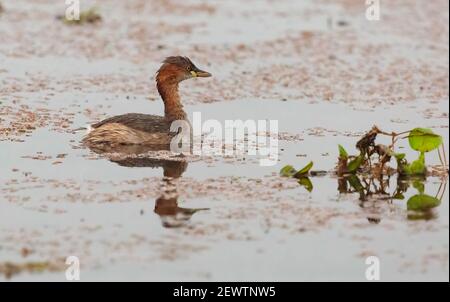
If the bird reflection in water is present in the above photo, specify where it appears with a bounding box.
[85,143,209,228]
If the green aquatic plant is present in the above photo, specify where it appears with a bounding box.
[395,152,427,176]
[298,177,313,192]
[280,161,314,191]
[338,144,348,159]
[408,128,443,153]
[294,161,313,178]
[407,194,441,211]
[281,126,447,194]
[347,153,364,173]
[280,161,313,178]
[397,128,444,176]
[406,180,441,211]
[406,180,446,220]
[337,126,446,178]
[337,144,365,175]
[279,165,297,177]
[392,127,444,176]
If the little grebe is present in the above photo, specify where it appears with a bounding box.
[82,56,211,146]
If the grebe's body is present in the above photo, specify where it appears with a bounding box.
[82,56,211,147]
[86,114,173,145]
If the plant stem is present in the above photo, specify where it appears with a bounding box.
[441,143,448,167]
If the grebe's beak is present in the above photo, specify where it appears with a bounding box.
[191,68,212,78]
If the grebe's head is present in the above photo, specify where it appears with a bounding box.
[156,56,212,84]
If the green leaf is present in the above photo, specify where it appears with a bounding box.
[294,161,314,178]
[408,128,443,153]
[412,180,425,194]
[338,145,348,159]
[407,194,441,211]
[396,152,427,176]
[392,192,405,200]
[394,153,406,160]
[298,177,313,192]
[347,154,364,173]
[408,152,426,175]
[394,153,409,175]
[280,165,297,177]
[347,175,364,192]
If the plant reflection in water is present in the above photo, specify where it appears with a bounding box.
[337,174,447,222]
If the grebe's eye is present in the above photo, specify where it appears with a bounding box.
[188,66,198,77]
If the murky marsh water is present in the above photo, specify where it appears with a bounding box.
[0,0,448,281]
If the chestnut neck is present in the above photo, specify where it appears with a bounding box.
[156,80,187,121]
